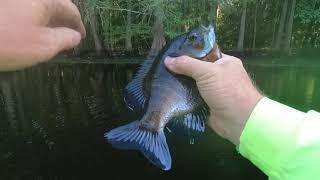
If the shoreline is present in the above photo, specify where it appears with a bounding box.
[50,56,320,68]
[50,56,146,64]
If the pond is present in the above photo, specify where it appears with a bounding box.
[0,59,319,180]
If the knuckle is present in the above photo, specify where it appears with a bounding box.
[174,56,188,67]
[234,58,243,65]
[179,56,189,63]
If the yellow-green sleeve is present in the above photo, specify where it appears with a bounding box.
[239,97,320,180]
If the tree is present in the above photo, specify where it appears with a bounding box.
[284,0,297,54]
[252,1,258,50]
[237,0,247,51]
[125,0,133,52]
[88,6,103,56]
[73,0,103,55]
[294,0,320,48]
[148,7,166,57]
[66,0,319,57]
[275,0,288,50]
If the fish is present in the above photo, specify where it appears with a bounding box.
[104,25,222,170]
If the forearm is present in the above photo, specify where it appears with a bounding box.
[239,97,320,180]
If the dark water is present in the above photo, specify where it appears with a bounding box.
[0,61,319,180]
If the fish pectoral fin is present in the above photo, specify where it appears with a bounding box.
[104,121,172,171]
[124,59,154,111]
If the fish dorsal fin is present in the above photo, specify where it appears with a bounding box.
[124,58,154,111]
[167,106,209,135]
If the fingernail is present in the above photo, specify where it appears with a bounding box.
[165,56,175,66]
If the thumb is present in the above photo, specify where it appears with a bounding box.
[164,56,214,79]
[41,27,81,59]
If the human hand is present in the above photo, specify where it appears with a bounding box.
[165,54,263,146]
[0,0,86,71]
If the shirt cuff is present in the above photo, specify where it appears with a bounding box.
[239,97,305,177]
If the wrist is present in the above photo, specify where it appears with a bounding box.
[208,90,263,146]
[231,90,263,146]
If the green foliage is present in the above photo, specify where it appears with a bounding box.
[296,0,320,24]
[293,0,320,48]
[75,0,319,55]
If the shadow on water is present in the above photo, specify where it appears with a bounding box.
[1,61,319,179]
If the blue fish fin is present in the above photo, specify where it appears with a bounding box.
[124,59,154,111]
[167,106,209,135]
[183,108,209,133]
[105,121,172,171]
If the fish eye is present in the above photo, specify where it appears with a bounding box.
[188,33,198,42]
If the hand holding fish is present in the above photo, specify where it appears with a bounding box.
[165,54,263,146]
[0,0,85,71]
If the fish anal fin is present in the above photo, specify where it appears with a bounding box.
[167,107,209,135]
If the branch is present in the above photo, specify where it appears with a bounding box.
[96,6,150,15]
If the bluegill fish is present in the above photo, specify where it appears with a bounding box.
[105,25,222,170]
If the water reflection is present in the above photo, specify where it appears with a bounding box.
[0,64,133,179]
[1,62,318,179]
[246,64,320,112]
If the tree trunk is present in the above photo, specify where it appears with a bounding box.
[274,0,288,49]
[89,9,103,56]
[237,1,247,51]
[109,11,114,52]
[148,8,166,57]
[125,0,133,52]
[216,3,221,29]
[271,16,278,48]
[310,24,317,48]
[252,2,258,50]
[314,25,319,48]
[284,0,296,55]
[208,2,217,26]
[72,0,85,56]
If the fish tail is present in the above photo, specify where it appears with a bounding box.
[104,121,171,171]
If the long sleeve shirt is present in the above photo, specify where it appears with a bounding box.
[239,97,320,180]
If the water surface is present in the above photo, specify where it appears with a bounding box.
[0,60,319,180]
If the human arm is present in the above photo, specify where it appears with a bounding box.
[164,54,320,180]
[240,97,320,180]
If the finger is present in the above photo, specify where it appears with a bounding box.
[215,53,242,65]
[221,53,234,58]
[42,27,81,59]
[50,0,86,38]
[214,57,233,65]
[26,27,81,62]
[0,26,80,71]
[164,56,215,79]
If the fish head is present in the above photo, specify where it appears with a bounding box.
[172,25,221,61]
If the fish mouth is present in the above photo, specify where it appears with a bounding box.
[201,24,221,62]
[202,44,222,63]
